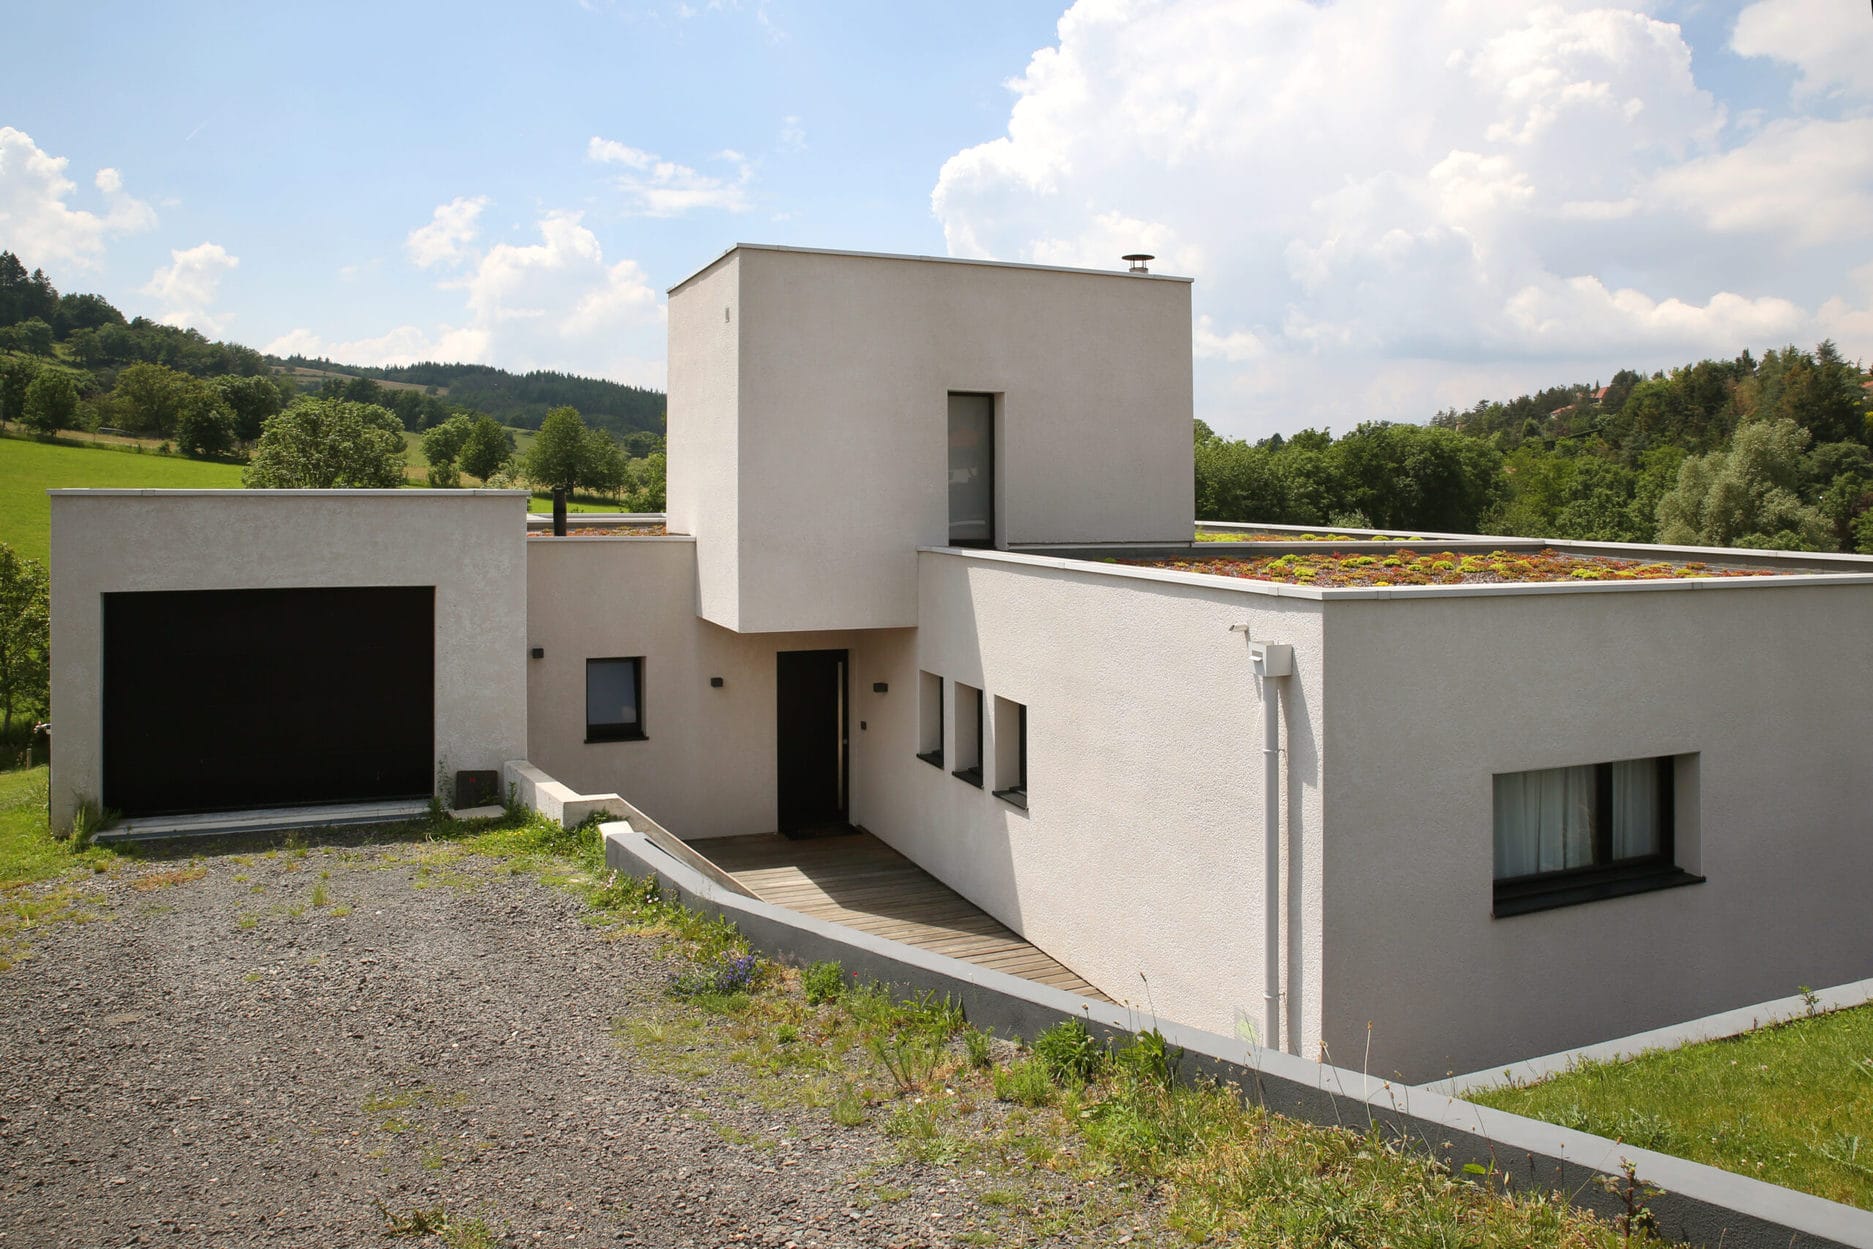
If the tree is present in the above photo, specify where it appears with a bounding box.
[52,291,125,337]
[173,385,236,458]
[459,416,512,482]
[0,317,54,355]
[521,406,601,495]
[1655,418,1831,550]
[421,414,473,488]
[22,369,80,436]
[0,544,50,739]
[110,361,194,437]
[0,355,36,427]
[244,398,407,489]
[212,374,284,443]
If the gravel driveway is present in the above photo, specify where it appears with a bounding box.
[0,835,1154,1248]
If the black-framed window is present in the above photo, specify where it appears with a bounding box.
[952,682,983,787]
[1492,756,1699,916]
[947,392,994,547]
[586,657,646,742]
[993,697,1027,809]
[917,670,944,768]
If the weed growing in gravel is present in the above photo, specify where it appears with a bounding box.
[802,959,846,1004]
[310,883,330,907]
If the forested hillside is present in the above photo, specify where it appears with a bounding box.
[277,358,664,437]
[1197,342,1873,553]
[0,250,666,445]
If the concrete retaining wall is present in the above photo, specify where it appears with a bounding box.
[602,816,1873,1249]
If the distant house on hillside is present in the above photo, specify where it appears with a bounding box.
[47,243,1873,1082]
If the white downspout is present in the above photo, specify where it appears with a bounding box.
[1232,626,1293,1053]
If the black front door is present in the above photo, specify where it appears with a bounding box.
[775,649,847,836]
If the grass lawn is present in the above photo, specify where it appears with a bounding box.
[0,434,243,563]
[0,765,113,885]
[1472,1007,1873,1209]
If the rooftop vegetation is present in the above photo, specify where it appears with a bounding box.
[1473,1001,1873,1210]
[1134,548,1784,588]
[1196,529,1425,542]
[528,523,668,537]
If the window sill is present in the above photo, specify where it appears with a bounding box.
[585,731,648,744]
[993,787,1027,810]
[1493,866,1704,918]
[952,766,983,789]
[917,751,944,770]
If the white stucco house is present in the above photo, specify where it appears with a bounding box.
[48,244,1873,1083]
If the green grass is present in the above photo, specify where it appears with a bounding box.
[1472,1006,1873,1209]
[0,766,113,886]
[0,434,243,563]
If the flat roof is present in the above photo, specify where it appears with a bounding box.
[668,242,1194,297]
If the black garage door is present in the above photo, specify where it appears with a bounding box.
[103,587,434,816]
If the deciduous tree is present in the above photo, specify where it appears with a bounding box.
[0,544,49,739]
[22,369,80,436]
[244,399,407,489]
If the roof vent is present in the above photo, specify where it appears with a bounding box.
[1122,253,1154,274]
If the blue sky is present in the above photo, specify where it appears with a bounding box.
[3,0,1870,440]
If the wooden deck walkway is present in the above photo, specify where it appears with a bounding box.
[692,831,1109,1001]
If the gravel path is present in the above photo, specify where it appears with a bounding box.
[0,838,1155,1248]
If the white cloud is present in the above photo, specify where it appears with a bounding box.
[142,242,239,335]
[1732,0,1873,99]
[0,127,155,269]
[931,0,1873,440]
[586,136,753,216]
[405,195,489,268]
[265,208,665,386]
[1650,117,1873,248]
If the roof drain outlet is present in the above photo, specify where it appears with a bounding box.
[1232,624,1294,1054]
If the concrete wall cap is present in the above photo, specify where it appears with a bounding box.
[920,546,1873,600]
[668,241,1194,296]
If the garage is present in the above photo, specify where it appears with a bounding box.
[102,587,435,817]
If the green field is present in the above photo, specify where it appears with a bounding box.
[0,435,244,564]
[1473,1004,1873,1209]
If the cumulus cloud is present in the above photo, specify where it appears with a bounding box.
[264,208,665,386]
[587,136,753,216]
[142,242,239,335]
[931,0,1873,439]
[1732,0,1873,99]
[405,195,488,267]
[0,127,155,268]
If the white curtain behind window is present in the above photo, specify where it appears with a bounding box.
[1610,759,1661,858]
[1494,765,1595,878]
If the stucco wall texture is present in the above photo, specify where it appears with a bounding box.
[896,550,1329,1055]
[523,536,901,839]
[666,246,1195,634]
[47,490,529,829]
[1319,578,1873,1080]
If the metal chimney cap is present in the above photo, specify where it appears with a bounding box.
[1122,253,1155,273]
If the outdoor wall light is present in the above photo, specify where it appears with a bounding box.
[710,676,724,688]
[529,647,544,660]
[873,682,889,694]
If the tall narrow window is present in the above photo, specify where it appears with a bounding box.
[947,393,994,547]
[952,682,983,787]
[586,657,646,742]
[1492,755,1697,915]
[917,670,944,768]
[993,696,1027,809]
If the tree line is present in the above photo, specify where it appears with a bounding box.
[1197,341,1872,552]
[277,357,666,438]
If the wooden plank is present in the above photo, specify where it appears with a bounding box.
[683,831,1112,1003]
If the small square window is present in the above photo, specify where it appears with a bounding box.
[992,697,1027,809]
[1492,755,1699,916]
[586,657,646,742]
[952,682,983,787]
[917,670,944,769]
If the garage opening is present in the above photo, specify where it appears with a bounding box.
[102,587,435,817]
